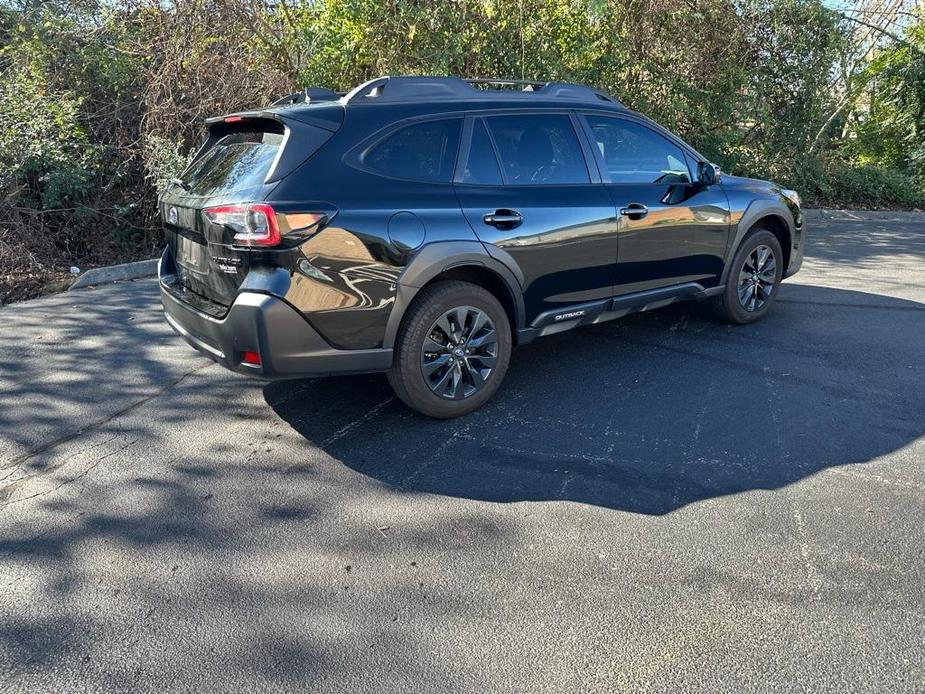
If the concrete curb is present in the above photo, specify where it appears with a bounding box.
[68,259,158,290]
[804,208,925,221]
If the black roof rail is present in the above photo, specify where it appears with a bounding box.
[467,78,620,105]
[272,87,342,107]
[464,78,548,90]
[341,76,624,107]
[342,76,469,102]
[537,82,620,104]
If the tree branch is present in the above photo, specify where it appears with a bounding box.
[838,13,924,55]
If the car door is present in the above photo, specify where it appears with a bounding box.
[454,112,618,324]
[579,113,730,296]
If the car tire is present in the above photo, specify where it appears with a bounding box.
[710,228,784,324]
[388,280,512,419]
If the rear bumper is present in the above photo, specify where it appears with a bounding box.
[160,258,392,380]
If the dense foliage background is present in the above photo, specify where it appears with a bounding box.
[1,0,923,301]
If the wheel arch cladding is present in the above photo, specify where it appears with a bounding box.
[424,265,519,338]
[723,200,794,285]
[751,213,792,271]
[383,241,525,349]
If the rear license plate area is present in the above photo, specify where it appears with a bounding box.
[176,233,208,275]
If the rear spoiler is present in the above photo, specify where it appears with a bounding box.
[188,106,344,185]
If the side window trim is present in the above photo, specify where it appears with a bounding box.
[481,116,511,186]
[347,114,464,184]
[453,116,476,183]
[454,115,506,186]
[450,114,473,185]
[682,151,696,183]
[578,113,697,185]
[576,113,607,184]
[569,111,603,184]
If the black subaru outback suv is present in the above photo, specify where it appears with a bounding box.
[159,76,804,418]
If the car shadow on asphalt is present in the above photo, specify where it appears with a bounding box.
[265,284,925,515]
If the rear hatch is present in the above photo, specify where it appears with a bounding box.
[160,108,341,310]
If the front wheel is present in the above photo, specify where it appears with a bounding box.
[387,281,512,418]
[711,228,783,324]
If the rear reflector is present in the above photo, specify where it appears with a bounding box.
[242,350,261,366]
[224,115,244,123]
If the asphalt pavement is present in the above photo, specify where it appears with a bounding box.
[1,209,923,693]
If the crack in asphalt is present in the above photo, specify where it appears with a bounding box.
[0,434,120,485]
[2,361,215,470]
[0,437,139,511]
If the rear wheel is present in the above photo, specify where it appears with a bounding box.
[388,281,512,418]
[711,228,783,324]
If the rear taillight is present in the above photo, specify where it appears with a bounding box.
[204,204,327,248]
[205,203,280,247]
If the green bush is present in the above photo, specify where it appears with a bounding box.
[789,158,925,209]
[0,64,97,209]
[0,5,150,287]
[1,0,924,302]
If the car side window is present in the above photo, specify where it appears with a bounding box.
[461,119,503,185]
[363,118,461,182]
[484,114,590,185]
[584,116,692,184]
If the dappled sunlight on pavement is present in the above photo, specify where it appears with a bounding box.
[1,212,924,692]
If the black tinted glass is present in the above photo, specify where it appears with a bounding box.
[462,119,503,185]
[485,114,589,185]
[585,116,692,184]
[365,119,461,182]
[184,131,283,196]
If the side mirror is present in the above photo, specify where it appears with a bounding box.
[698,161,721,186]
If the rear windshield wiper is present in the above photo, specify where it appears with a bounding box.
[170,177,190,191]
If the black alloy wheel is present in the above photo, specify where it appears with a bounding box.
[710,228,783,324]
[420,306,498,400]
[388,281,512,418]
[737,244,777,312]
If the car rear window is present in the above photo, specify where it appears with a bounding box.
[363,119,461,182]
[183,130,284,196]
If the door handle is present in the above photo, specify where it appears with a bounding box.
[619,204,649,218]
[483,209,523,229]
